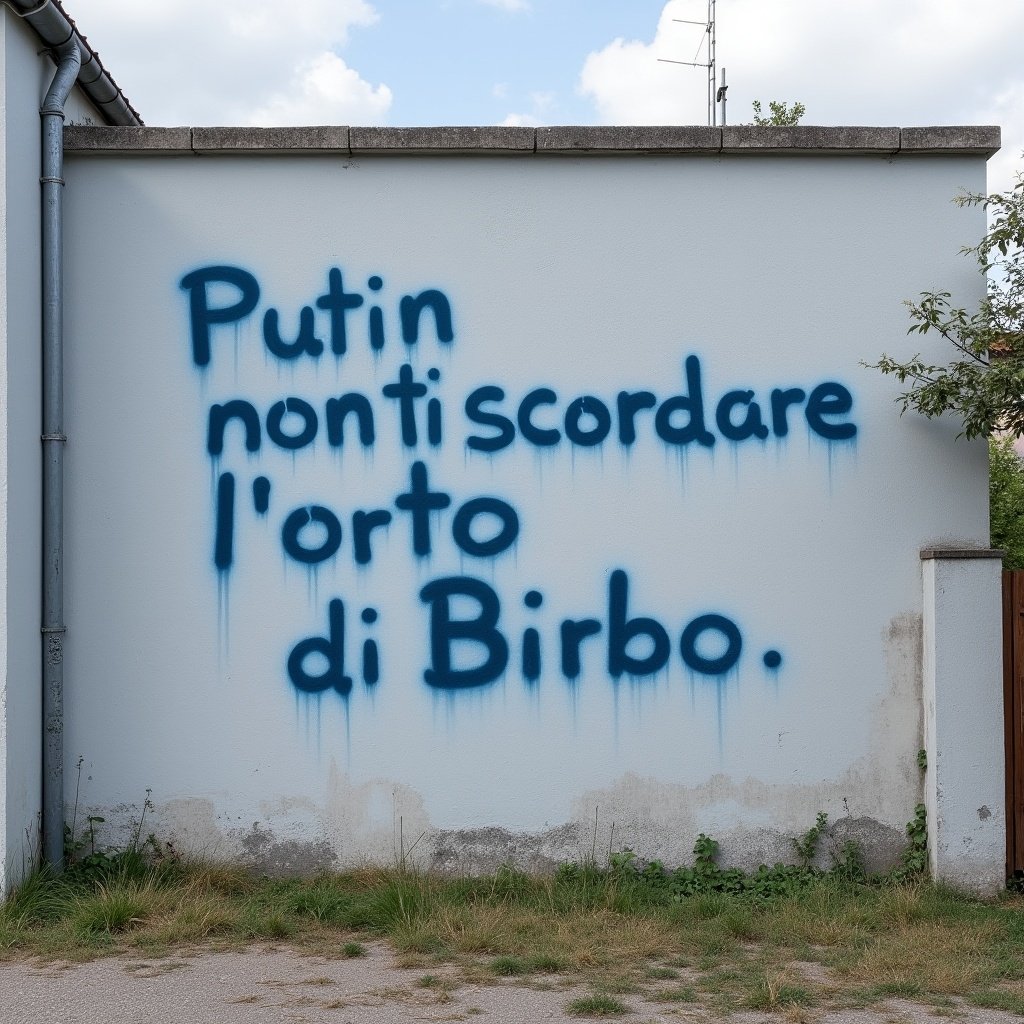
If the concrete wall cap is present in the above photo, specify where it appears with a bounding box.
[191,126,350,153]
[537,125,721,153]
[722,125,901,153]
[901,125,1001,156]
[920,548,1006,560]
[62,125,1002,159]
[64,125,191,153]
[349,126,535,153]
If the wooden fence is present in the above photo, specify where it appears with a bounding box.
[1004,571,1024,874]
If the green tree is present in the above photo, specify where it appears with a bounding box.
[868,172,1024,440]
[869,171,1024,561]
[751,100,806,126]
[990,435,1024,569]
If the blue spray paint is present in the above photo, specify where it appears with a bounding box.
[361,607,380,686]
[461,357,856,459]
[213,472,235,573]
[184,264,455,368]
[521,589,543,683]
[184,265,862,730]
[180,265,260,367]
[252,476,271,515]
[414,570,755,697]
[287,598,353,697]
[315,268,363,357]
[281,506,343,565]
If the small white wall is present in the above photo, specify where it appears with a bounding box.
[56,146,998,877]
[922,552,1005,894]
[0,5,44,894]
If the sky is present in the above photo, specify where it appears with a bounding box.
[67,0,1024,191]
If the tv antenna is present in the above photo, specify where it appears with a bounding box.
[657,0,726,126]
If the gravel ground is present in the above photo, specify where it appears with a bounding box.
[0,944,1019,1024]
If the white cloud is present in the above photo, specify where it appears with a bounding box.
[492,82,509,100]
[578,0,1024,191]
[500,113,543,127]
[578,1,714,126]
[247,52,392,126]
[499,89,555,128]
[580,33,698,126]
[976,84,1024,196]
[476,0,530,12]
[70,0,387,126]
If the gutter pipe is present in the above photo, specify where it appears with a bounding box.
[5,0,141,872]
[39,31,80,875]
[6,0,142,127]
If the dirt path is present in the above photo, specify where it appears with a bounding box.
[1,943,1020,1024]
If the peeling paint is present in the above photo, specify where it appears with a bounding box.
[239,822,336,876]
[429,824,584,875]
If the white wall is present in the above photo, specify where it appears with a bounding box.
[923,553,1005,894]
[0,8,10,898]
[58,148,992,875]
[0,6,44,893]
[0,7,108,893]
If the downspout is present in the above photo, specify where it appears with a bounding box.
[39,34,81,873]
[6,0,141,874]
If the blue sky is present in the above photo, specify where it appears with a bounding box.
[341,1,668,126]
[68,0,1024,191]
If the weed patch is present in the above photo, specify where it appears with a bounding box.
[969,989,1024,1014]
[643,966,678,980]
[745,973,816,1011]
[490,955,530,976]
[566,993,629,1016]
[649,986,697,1002]
[1,812,1020,1021]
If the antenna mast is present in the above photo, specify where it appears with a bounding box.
[657,0,721,127]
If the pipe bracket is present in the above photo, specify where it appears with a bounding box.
[41,432,67,442]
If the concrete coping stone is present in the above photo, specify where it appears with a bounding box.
[920,548,1006,560]
[350,126,535,153]
[65,125,192,152]
[63,125,1002,158]
[721,125,901,154]
[537,125,720,152]
[192,126,350,153]
[901,126,1002,154]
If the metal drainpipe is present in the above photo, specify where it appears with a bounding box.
[40,34,82,873]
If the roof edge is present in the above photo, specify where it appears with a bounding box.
[4,0,142,126]
[63,125,1001,157]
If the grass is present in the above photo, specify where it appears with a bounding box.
[744,972,816,1011]
[490,954,532,976]
[643,965,678,980]
[969,989,1024,1014]
[566,993,629,1016]
[648,985,697,1002]
[3,858,1024,1017]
